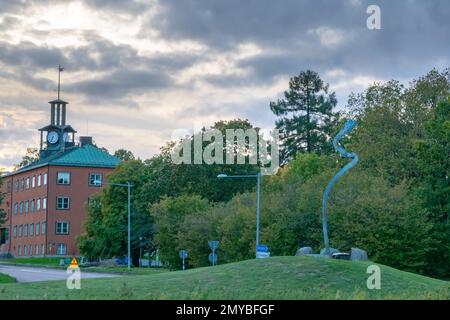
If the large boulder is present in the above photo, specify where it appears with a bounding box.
[320,247,339,256]
[350,247,368,261]
[295,247,313,256]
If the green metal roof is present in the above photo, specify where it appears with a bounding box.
[14,144,120,174]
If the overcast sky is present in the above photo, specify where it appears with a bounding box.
[0,0,449,171]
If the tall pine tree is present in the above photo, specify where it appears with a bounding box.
[270,70,337,164]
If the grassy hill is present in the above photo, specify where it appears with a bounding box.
[0,256,448,300]
[0,273,16,284]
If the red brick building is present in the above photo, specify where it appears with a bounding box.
[0,98,119,257]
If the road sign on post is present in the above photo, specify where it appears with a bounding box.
[208,240,219,266]
[179,249,188,270]
[208,253,218,265]
[256,244,270,259]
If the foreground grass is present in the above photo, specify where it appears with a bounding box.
[0,273,16,284]
[0,256,448,300]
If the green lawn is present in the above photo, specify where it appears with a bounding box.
[0,257,62,267]
[0,273,16,284]
[0,256,448,300]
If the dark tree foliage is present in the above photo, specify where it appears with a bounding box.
[270,70,337,164]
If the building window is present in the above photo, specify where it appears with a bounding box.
[36,223,40,236]
[89,173,103,186]
[15,180,19,192]
[18,245,22,256]
[24,245,28,256]
[20,178,24,191]
[30,200,35,212]
[6,181,12,194]
[32,176,36,188]
[43,173,48,185]
[18,225,22,237]
[42,222,46,235]
[37,198,41,211]
[41,244,45,255]
[14,203,18,215]
[19,202,23,214]
[57,197,70,210]
[30,224,34,236]
[37,174,41,187]
[13,226,17,238]
[0,228,9,244]
[55,222,69,235]
[35,244,39,256]
[57,243,67,255]
[43,197,47,210]
[26,177,30,189]
[25,201,29,214]
[57,172,71,185]
[24,224,28,237]
[29,244,33,256]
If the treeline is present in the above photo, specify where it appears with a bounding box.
[77,69,449,279]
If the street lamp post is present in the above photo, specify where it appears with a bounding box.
[97,180,133,270]
[217,173,261,257]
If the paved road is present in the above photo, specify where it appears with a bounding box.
[0,265,119,283]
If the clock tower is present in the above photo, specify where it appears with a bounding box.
[38,65,77,159]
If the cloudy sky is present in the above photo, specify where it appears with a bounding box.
[0,0,449,171]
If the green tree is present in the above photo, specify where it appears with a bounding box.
[162,118,261,202]
[78,160,154,263]
[14,147,39,170]
[150,195,211,268]
[114,149,135,161]
[413,98,450,278]
[270,70,337,163]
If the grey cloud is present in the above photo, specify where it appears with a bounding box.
[149,0,449,90]
[84,0,151,14]
[0,33,201,99]
[68,68,174,99]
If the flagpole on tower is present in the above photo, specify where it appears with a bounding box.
[57,64,64,100]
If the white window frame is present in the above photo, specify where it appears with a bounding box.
[43,173,48,185]
[31,176,36,188]
[56,222,69,235]
[37,174,41,187]
[57,243,67,256]
[89,173,103,187]
[57,172,71,185]
[57,197,70,210]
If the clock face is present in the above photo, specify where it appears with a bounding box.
[47,131,59,144]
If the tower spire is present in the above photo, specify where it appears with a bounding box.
[57,64,64,100]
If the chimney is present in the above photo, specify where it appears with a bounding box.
[79,136,93,147]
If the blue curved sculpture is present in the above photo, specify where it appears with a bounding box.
[322,120,358,254]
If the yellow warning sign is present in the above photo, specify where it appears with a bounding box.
[69,257,78,267]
